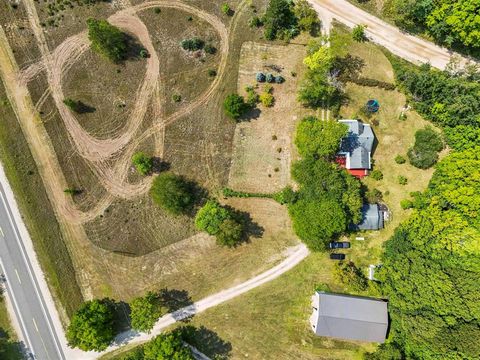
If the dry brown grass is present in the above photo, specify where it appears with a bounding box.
[228,41,312,193]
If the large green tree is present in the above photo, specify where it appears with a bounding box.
[66,299,116,351]
[150,173,194,215]
[130,292,161,333]
[86,18,127,62]
[143,332,194,360]
[294,117,347,159]
[263,0,297,40]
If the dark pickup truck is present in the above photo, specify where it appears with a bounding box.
[329,241,350,249]
[330,253,346,260]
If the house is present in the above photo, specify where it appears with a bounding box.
[350,203,384,231]
[310,292,388,343]
[336,120,375,178]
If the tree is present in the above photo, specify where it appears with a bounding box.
[408,126,444,169]
[351,24,367,42]
[143,332,194,360]
[66,299,116,351]
[444,125,480,151]
[293,0,320,34]
[194,200,231,235]
[426,0,480,48]
[221,3,232,16]
[150,173,194,215]
[294,117,347,159]
[130,292,161,333]
[132,152,153,175]
[86,18,127,62]
[216,218,243,247]
[223,94,248,120]
[303,46,334,72]
[263,0,297,40]
[180,38,204,51]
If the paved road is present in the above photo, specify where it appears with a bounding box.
[0,181,65,360]
[307,0,477,70]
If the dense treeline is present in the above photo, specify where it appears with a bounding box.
[384,0,480,52]
[288,118,362,250]
[369,57,480,359]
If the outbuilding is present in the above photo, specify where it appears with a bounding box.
[310,291,388,343]
[350,203,384,231]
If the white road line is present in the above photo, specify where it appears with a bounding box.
[33,317,39,332]
[0,188,65,359]
[14,268,21,284]
[0,259,35,353]
[0,226,3,237]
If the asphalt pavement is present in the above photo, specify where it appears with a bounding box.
[0,181,65,360]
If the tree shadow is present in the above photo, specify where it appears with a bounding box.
[151,158,170,174]
[334,54,365,82]
[239,107,262,122]
[179,325,232,359]
[124,33,147,61]
[75,101,96,114]
[228,207,264,245]
[158,288,193,312]
[113,300,132,332]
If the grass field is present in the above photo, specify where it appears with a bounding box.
[0,81,82,320]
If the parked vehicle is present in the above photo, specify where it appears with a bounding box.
[329,241,350,249]
[330,253,346,260]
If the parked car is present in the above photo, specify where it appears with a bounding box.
[329,241,350,249]
[330,253,346,260]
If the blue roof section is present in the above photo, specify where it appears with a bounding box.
[339,120,375,169]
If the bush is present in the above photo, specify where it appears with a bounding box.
[204,44,216,54]
[221,3,232,16]
[172,94,181,102]
[400,199,413,210]
[132,152,153,175]
[352,24,367,42]
[223,94,248,120]
[143,332,194,359]
[370,169,383,180]
[395,155,406,164]
[86,18,127,63]
[273,186,297,204]
[333,261,368,292]
[351,77,395,90]
[398,175,408,185]
[66,299,116,351]
[154,7,161,14]
[245,87,259,107]
[408,126,444,169]
[249,15,263,28]
[207,69,217,77]
[150,173,194,215]
[366,188,383,203]
[139,49,148,58]
[63,98,82,113]
[180,38,204,51]
[259,92,275,107]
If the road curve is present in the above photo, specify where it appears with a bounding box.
[307,0,477,70]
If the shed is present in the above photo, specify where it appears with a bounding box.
[350,204,384,231]
[310,292,388,343]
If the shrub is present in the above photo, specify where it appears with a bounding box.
[398,175,408,185]
[333,261,368,292]
[245,87,259,107]
[86,18,127,63]
[370,169,383,180]
[400,199,413,210]
[150,173,194,215]
[180,38,204,51]
[221,3,232,16]
[207,69,217,77]
[172,94,181,102]
[352,24,367,42]
[66,299,116,351]
[154,7,161,14]
[132,152,153,175]
[143,332,194,359]
[223,93,248,120]
[204,44,216,54]
[265,73,275,83]
[408,126,444,169]
[366,188,383,203]
[273,186,297,204]
[63,98,82,113]
[259,92,275,107]
[249,15,263,28]
[139,49,148,58]
[395,155,406,164]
